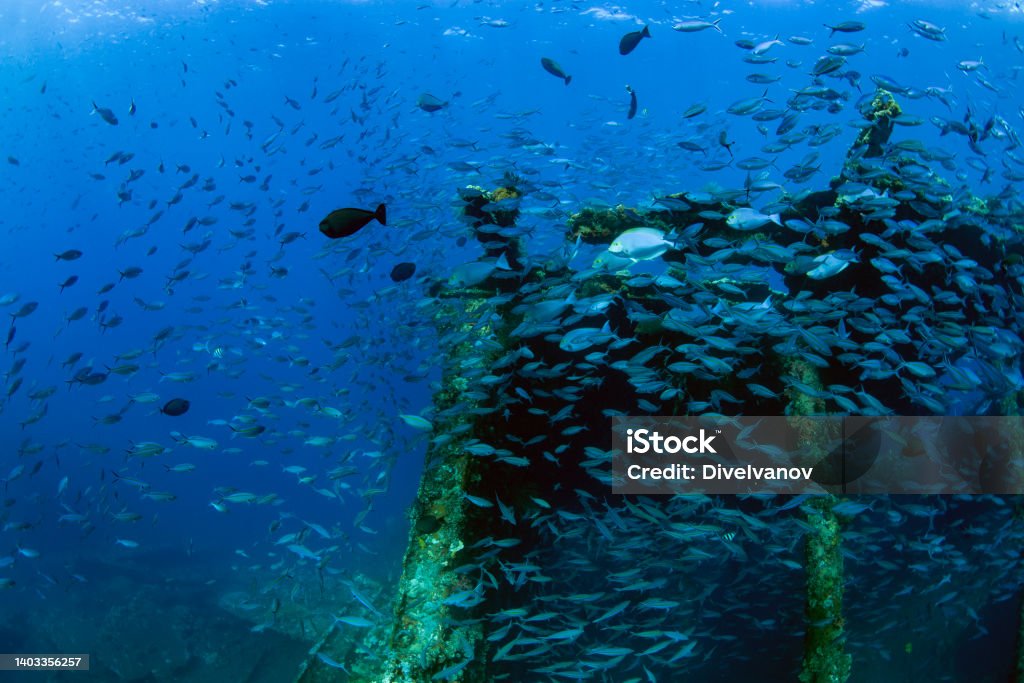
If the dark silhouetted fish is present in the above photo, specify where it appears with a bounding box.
[160,398,190,417]
[390,262,416,282]
[540,58,571,85]
[319,204,387,239]
[58,276,78,293]
[619,25,651,56]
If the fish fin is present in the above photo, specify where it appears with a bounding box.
[642,25,651,38]
[374,203,387,226]
[495,252,512,271]
[564,75,572,85]
[770,213,782,226]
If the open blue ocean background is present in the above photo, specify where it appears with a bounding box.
[1,0,1023,681]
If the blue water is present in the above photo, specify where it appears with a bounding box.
[1,1,1023,681]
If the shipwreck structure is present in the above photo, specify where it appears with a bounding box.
[296,90,1024,682]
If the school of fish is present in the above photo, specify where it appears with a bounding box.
[1,3,1024,681]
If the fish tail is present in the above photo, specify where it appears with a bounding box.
[712,18,722,34]
[642,25,651,39]
[564,75,572,85]
[375,203,387,226]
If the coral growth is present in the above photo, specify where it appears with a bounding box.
[568,204,643,244]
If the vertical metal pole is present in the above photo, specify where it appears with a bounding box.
[786,358,850,683]
[801,496,851,683]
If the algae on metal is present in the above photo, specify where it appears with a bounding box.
[801,497,851,683]
[377,294,493,683]
[568,203,653,244]
[787,361,849,683]
[853,88,900,159]
[378,182,532,682]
